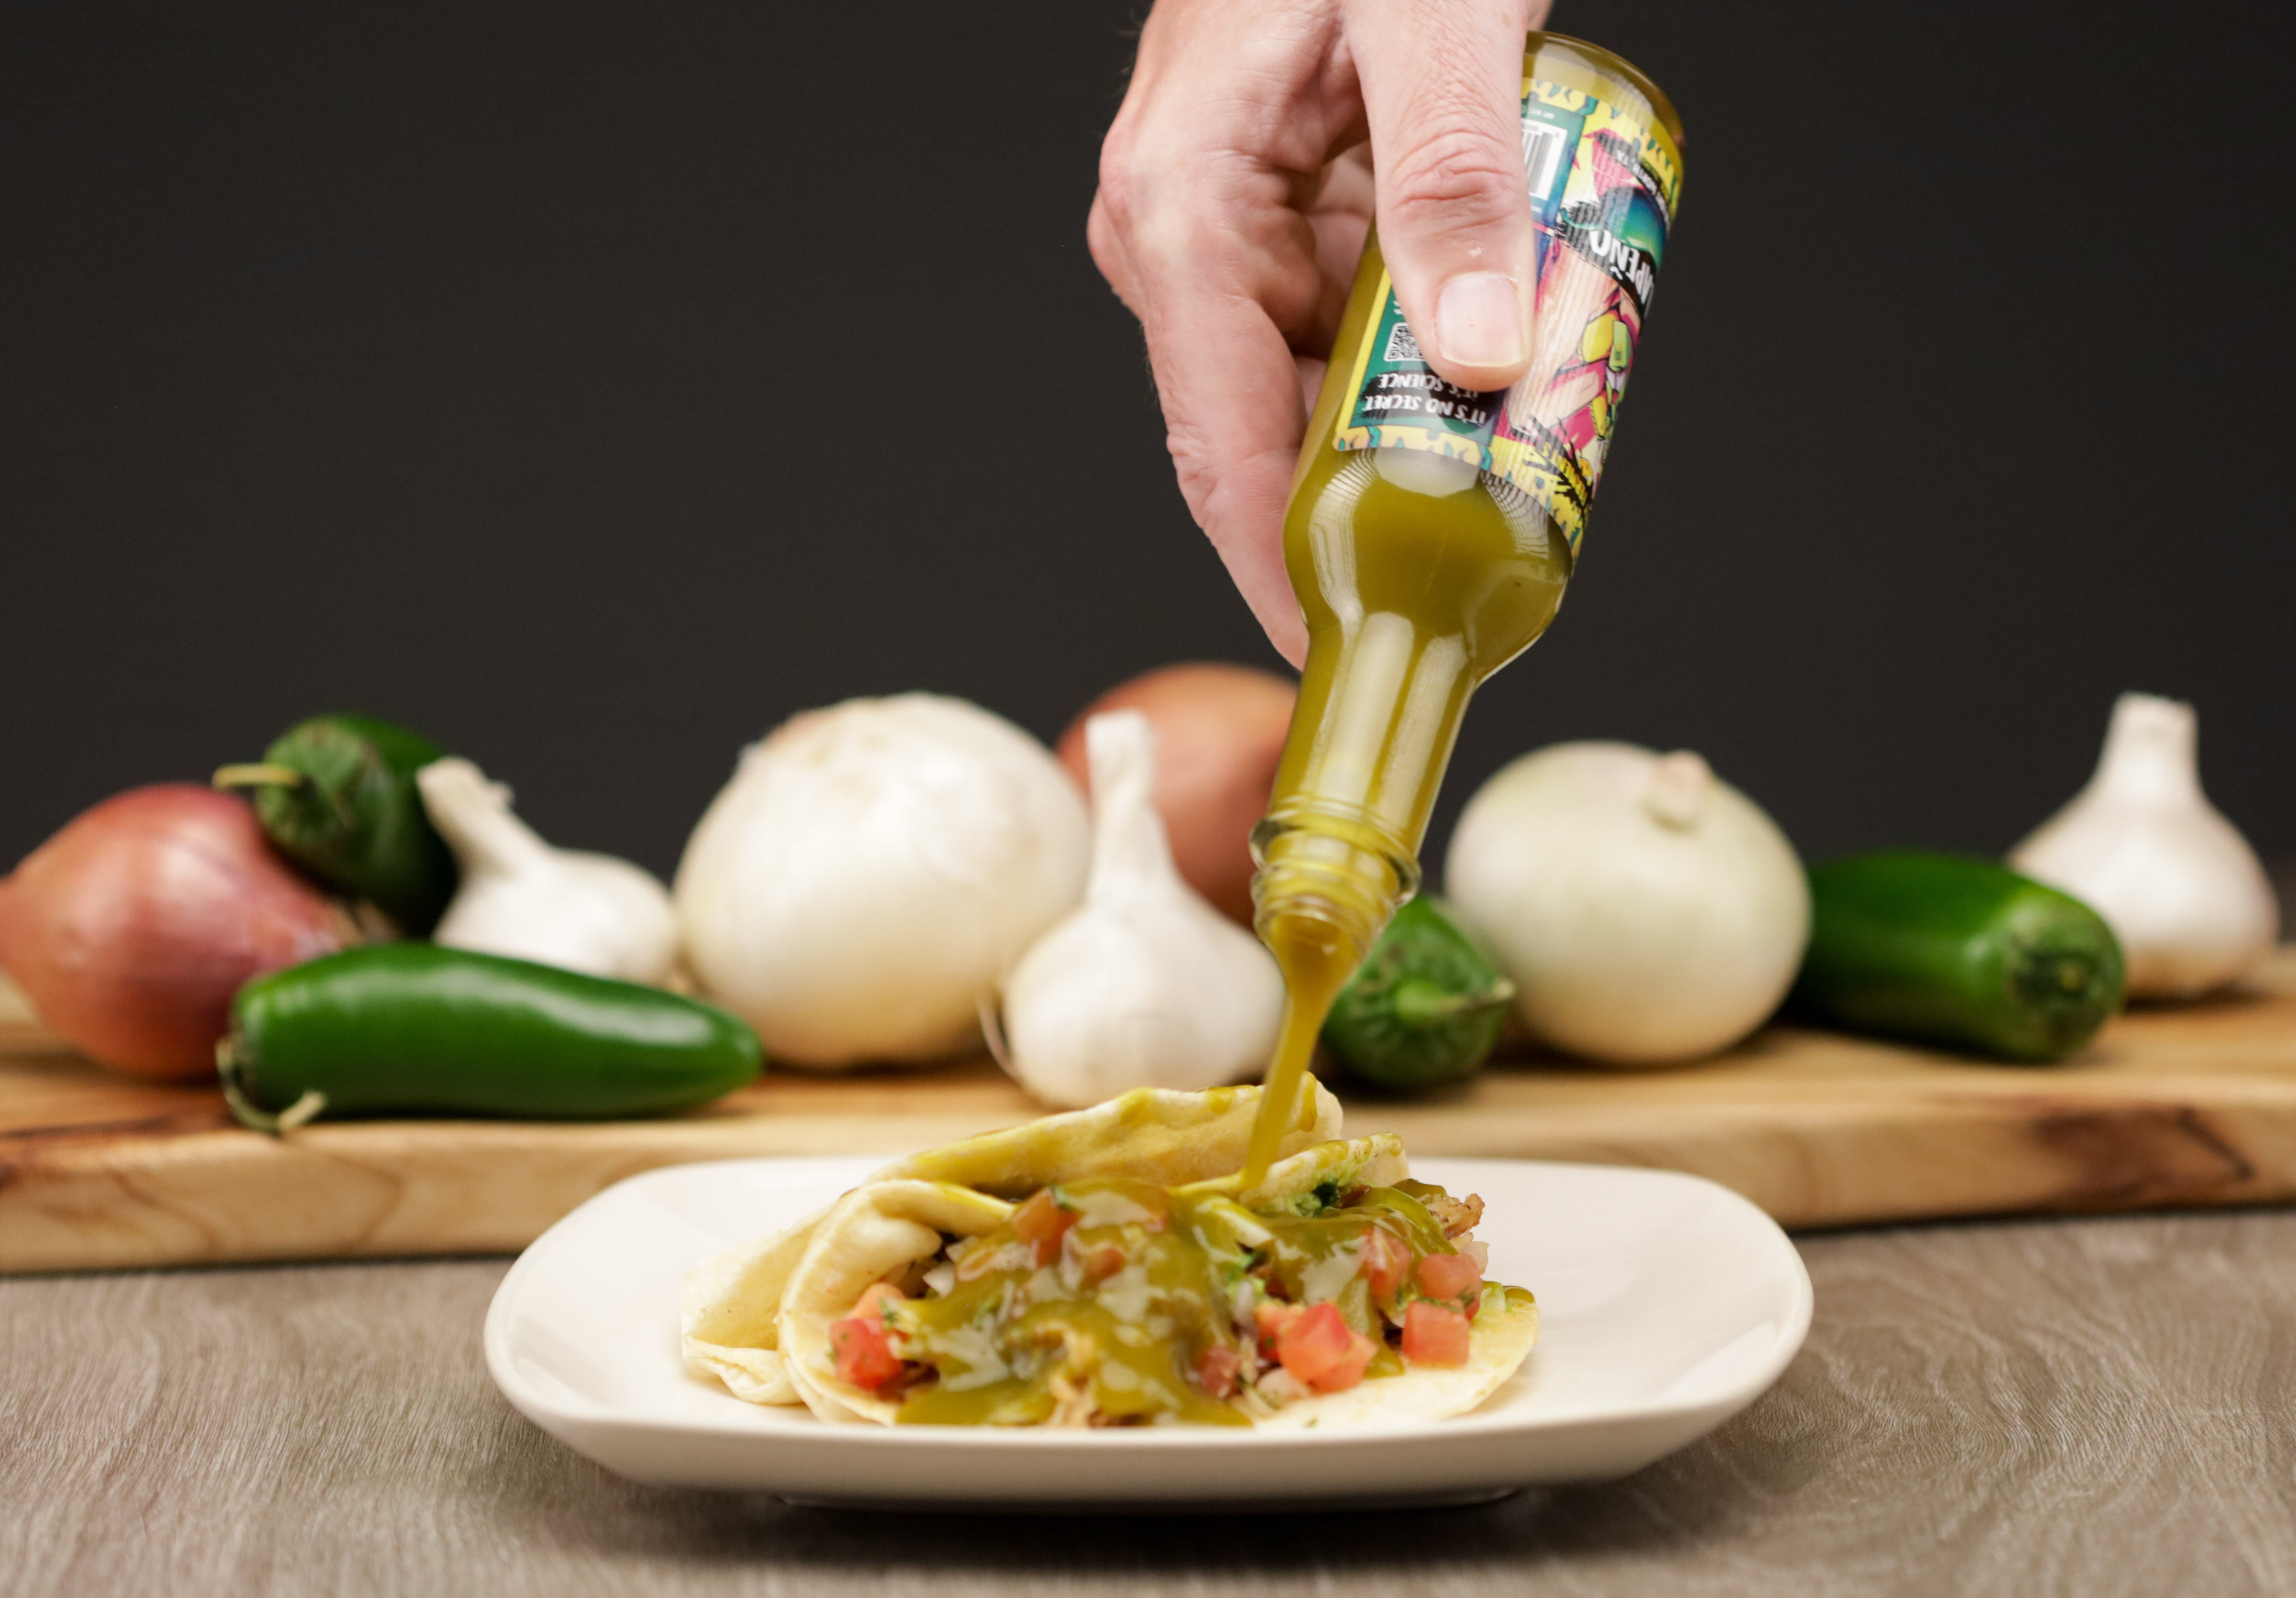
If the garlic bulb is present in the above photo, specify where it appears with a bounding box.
[2009,693,2278,998]
[675,694,1089,1069]
[999,710,1282,1109]
[1445,742,1809,1065]
[418,758,678,985]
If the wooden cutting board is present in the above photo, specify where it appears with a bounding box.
[5,951,2294,1274]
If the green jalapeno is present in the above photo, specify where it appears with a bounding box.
[1322,898,1514,1090]
[216,713,458,935]
[219,944,763,1132]
[1792,851,2124,1063]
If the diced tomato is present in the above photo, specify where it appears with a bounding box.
[1416,1251,1483,1302]
[1254,1300,1302,1354]
[1311,1334,1376,1393]
[852,1281,905,1316]
[1275,1305,1347,1381]
[1194,1343,1243,1400]
[1012,1188,1077,1266]
[1081,1242,1128,1282]
[829,1313,906,1391]
[1276,1302,1377,1393]
[1401,1301,1473,1367]
[1361,1226,1412,1302]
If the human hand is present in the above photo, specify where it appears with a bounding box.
[1090,0,1550,665]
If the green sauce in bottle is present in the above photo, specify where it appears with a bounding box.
[1246,34,1685,1182]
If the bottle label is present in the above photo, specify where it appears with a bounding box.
[1334,69,1682,551]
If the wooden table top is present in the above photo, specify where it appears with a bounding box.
[6,1207,2293,1596]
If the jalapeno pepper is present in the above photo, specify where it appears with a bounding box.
[219,944,763,1132]
[216,713,458,935]
[1791,851,2124,1063]
[1322,897,1515,1090]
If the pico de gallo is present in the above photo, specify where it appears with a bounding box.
[823,1172,1520,1426]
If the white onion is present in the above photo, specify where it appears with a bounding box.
[1444,742,1809,1065]
[674,694,1088,1069]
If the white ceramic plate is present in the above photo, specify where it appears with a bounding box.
[485,1156,1811,1510]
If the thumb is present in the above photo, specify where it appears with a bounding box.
[1343,0,1540,394]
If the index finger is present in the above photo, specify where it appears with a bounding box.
[1137,246,1315,668]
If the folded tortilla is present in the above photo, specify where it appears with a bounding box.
[682,1082,1534,1429]
[1183,1131,1539,1430]
[780,1180,1016,1424]
[680,1081,1343,1406]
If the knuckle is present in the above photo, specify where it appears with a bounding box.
[1161,419,1224,514]
[1126,153,1249,266]
[1087,207,1133,308]
[1095,124,1207,251]
[1085,197,1118,262]
[1095,127,1145,230]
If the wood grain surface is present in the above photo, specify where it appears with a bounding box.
[6,952,2296,1272]
[5,1208,2293,1597]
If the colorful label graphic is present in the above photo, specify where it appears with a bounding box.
[1335,71,1682,551]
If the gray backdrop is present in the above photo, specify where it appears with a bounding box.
[4,0,2287,892]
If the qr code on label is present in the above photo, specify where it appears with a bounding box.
[1383,318,1423,362]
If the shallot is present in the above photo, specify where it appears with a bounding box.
[0,785,354,1078]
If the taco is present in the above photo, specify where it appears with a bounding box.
[681,1082,1342,1405]
[682,1085,1536,1428]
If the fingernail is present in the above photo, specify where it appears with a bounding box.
[1435,271,1527,371]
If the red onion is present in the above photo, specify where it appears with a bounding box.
[0,785,355,1079]
[1057,663,1297,925]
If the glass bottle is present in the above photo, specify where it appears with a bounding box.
[1246,34,1685,1177]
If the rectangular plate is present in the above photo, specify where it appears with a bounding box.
[484,1156,1812,1507]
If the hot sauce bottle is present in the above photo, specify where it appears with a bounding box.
[1245,34,1685,1180]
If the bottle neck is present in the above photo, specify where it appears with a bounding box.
[1250,810,1414,975]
